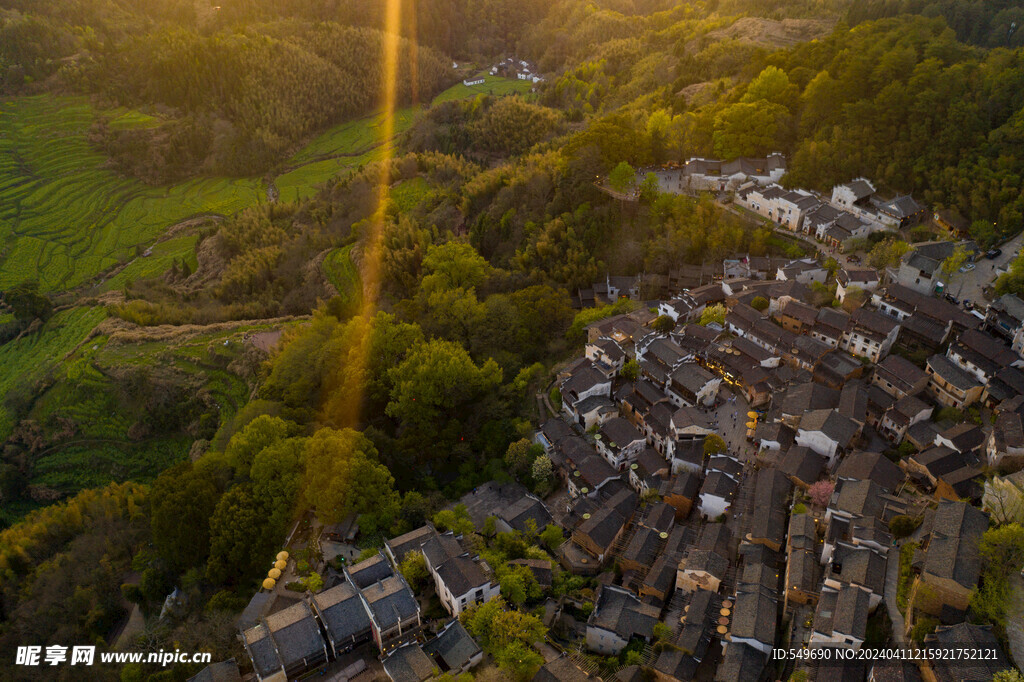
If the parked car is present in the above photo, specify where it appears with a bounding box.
[986,248,1003,259]
[959,263,976,272]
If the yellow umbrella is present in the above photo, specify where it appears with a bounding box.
[274,560,287,571]
[268,568,282,580]
[262,578,276,590]
[746,411,758,419]
[276,551,289,562]
[745,421,757,429]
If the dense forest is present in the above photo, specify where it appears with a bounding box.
[6,0,1024,678]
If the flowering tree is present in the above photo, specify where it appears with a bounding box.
[808,480,835,508]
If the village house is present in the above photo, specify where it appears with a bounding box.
[738,184,818,230]
[776,258,829,284]
[584,338,626,378]
[986,404,1024,467]
[810,307,851,348]
[729,580,779,657]
[878,394,933,442]
[985,293,1024,348]
[715,643,767,682]
[795,408,861,466]
[585,584,661,655]
[784,513,820,609]
[421,620,483,677]
[823,541,886,610]
[946,328,1019,385]
[835,450,904,494]
[808,586,871,649]
[926,354,984,408]
[381,642,434,682]
[922,623,1012,682]
[571,506,627,564]
[905,444,983,502]
[311,584,373,657]
[567,452,619,499]
[666,362,721,408]
[778,445,826,488]
[910,500,988,621]
[596,418,646,470]
[560,365,613,427]
[872,354,929,399]
[840,307,900,362]
[831,178,876,210]
[874,195,925,228]
[746,468,792,552]
[652,588,716,680]
[814,349,866,389]
[241,601,329,681]
[836,268,880,304]
[894,241,958,295]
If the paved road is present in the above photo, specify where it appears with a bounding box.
[948,232,1024,305]
[1009,570,1024,671]
[884,525,926,646]
[884,542,908,645]
[710,385,759,462]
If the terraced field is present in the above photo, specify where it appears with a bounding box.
[275,106,422,202]
[1,78,526,294]
[0,306,107,438]
[23,319,298,500]
[0,96,264,293]
[322,244,362,311]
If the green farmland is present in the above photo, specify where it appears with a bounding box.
[0,96,264,293]
[432,73,534,104]
[0,82,505,293]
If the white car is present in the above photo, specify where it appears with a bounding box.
[959,263,976,273]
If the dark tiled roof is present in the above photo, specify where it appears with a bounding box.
[701,471,738,499]
[921,500,988,589]
[387,525,437,563]
[382,643,434,682]
[312,583,372,646]
[875,354,928,392]
[830,544,886,595]
[779,445,826,485]
[362,576,420,629]
[347,552,394,588]
[730,589,777,646]
[576,507,626,550]
[937,422,985,453]
[715,642,767,682]
[835,451,903,493]
[422,620,481,672]
[186,660,241,682]
[262,601,324,671]
[798,409,860,447]
[924,623,1011,681]
[589,585,661,640]
[814,586,870,640]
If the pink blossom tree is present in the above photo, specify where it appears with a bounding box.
[808,480,835,508]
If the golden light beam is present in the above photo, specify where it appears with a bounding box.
[332,0,407,429]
